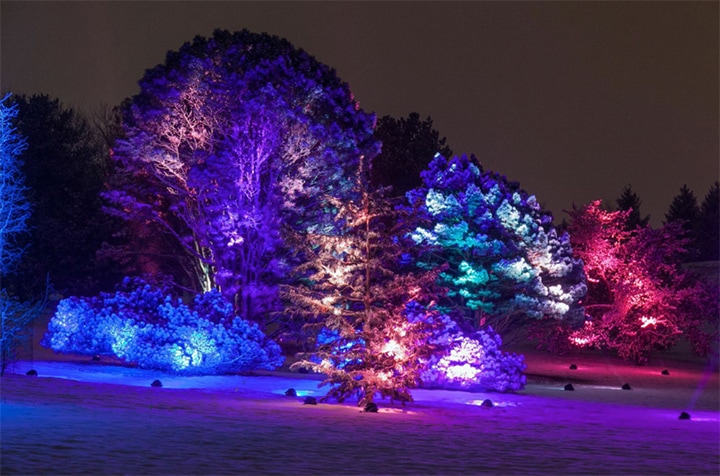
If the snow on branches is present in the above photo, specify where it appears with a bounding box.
[405,154,586,338]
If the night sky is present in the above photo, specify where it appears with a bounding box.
[2,1,717,226]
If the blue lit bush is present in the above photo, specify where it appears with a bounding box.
[43,278,283,374]
[405,302,526,392]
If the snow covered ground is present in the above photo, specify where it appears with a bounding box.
[1,342,718,475]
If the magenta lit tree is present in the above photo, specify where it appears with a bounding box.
[106,30,378,322]
[566,201,718,363]
[405,154,587,339]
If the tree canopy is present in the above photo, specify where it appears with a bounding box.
[107,29,379,321]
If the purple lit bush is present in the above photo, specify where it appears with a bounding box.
[43,278,283,374]
[405,303,526,392]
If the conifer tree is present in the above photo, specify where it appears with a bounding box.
[284,161,445,405]
[616,184,650,230]
[405,154,586,339]
[665,185,700,261]
[697,182,719,261]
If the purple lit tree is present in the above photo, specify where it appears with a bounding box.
[106,30,378,322]
[405,154,587,340]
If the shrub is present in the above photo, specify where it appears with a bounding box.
[43,278,283,374]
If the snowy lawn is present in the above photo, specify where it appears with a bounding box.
[1,344,718,475]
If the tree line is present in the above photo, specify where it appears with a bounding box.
[1,30,717,396]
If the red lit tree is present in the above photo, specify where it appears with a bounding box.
[566,201,718,363]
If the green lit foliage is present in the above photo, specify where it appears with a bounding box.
[406,154,586,339]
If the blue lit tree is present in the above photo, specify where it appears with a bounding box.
[106,29,378,322]
[0,94,47,375]
[405,154,586,339]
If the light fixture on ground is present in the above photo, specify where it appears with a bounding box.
[364,402,378,413]
[678,411,691,420]
[151,379,163,387]
[564,383,575,391]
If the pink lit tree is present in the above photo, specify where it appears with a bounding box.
[565,201,718,364]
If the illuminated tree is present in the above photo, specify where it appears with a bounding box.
[406,154,586,339]
[284,162,448,405]
[106,29,378,321]
[566,201,718,363]
[0,94,46,375]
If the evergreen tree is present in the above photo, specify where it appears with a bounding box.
[616,184,650,230]
[697,182,719,261]
[284,161,446,405]
[665,184,700,261]
[11,94,121,297]
[406,154,586,339]
[371,113,452,197]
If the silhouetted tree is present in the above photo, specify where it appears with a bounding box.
[11,94,121,297]
[665,184,700,261]
[616,184,649,230]
[697,181,719,261]
[370,113,452,197]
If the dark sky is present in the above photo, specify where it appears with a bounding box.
[2,1,718,226]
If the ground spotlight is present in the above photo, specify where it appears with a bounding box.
[481,399,494,408]
[285,388,297,397]
[151,379,163,387]
[564,383,575,391]
[678,411,691,420]
[303,396,317,405]
[26,369,38,377]
[621,383,631,390]
[569,364,577,370]
[364,402,378,413]
[661,369,670,375]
